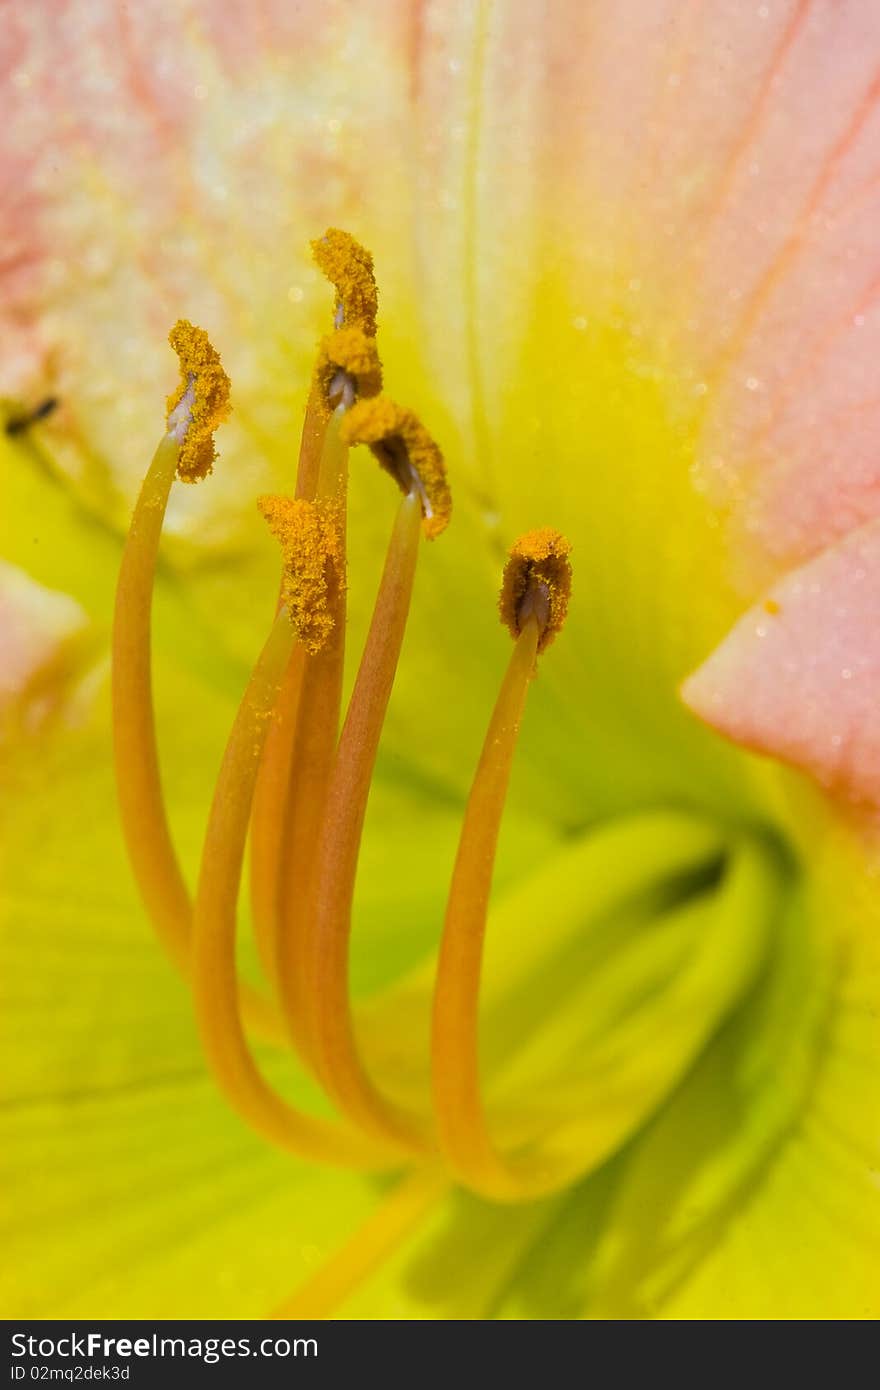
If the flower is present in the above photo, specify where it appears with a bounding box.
[2,0,879,1319]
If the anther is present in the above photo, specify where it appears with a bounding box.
[314,327,383,414]
[499,528,572,652]
[341,396,452,539]
[258,495,345,654]
[311,228,379,336]
[165,319,231,481]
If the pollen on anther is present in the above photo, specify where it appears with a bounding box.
[258,495,345,654]
[311,228,378,337]
[499,528,572,653]
[314,327,382,414]
[340,395,452,540]
[165,320,231,482]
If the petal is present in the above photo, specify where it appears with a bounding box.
[406,1,880,559]
[0,1029,384,1317]
[494,827,879,1320]
[1,0,420,542]
[284,1183,563,1320]
[682,520,880,812]
[589,830,880,1319]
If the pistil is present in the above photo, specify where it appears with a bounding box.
[111,323,281,1042]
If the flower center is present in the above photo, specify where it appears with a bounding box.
[110,233,790,1266]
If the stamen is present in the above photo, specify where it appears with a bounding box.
[315,327,382,414]
[302,492,432,1150]
[272,1169,446,1319]
[498,527,572,652]
[112,324,282,1044]
[249,231,378,992]
[341,396,452,539]
[275,600,348,1064]
[246,399,324,979]
[112,430,189,972]
[252,410,349,1012]
[290,383,331,503]
[247,381,343,979]
[311,227,379,336]
[257,496,345,656]
[191,604,396,1167]
[431,532,573,1200]
[165,319,231,481]
[248,643,306,984]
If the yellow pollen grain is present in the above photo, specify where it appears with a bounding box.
[258,495,345,654]
[314,326,383,414]
[165,319,231,482]
[763,597,781,615]
[499,527,573,653]
[340,395,452,540]
[311,228,378,336]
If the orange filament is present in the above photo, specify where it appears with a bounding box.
[275,601,347,1064]
[272,1169,446,1319]
[431,533,573,1199]
[431,621,541,1199]
[292,381,332,502]
[303,492,431,1150]
[248,643,306,985]
[112,431,190,973]
[191,606,395,1167]
[248,381,330,982]
[269,411,350,1059]
[112,336,282,1044]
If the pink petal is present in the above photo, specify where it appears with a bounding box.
[682,520,880,809]
[393,4,880,578]
[0,0,414,540]
[5,1,880,807]
[4,2,880,574]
